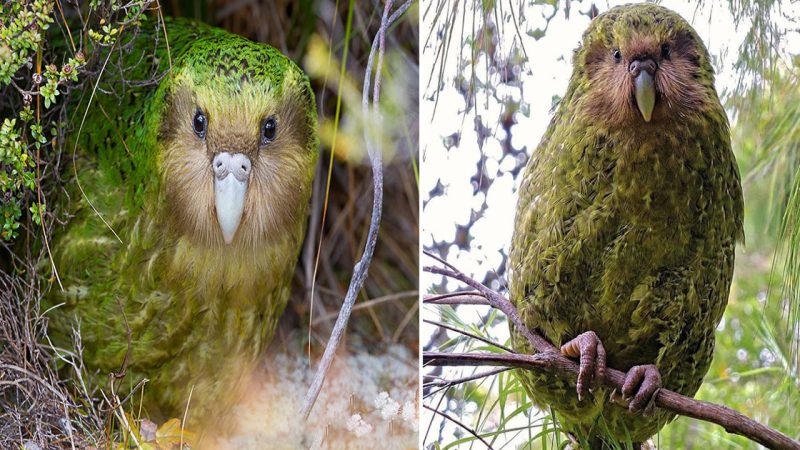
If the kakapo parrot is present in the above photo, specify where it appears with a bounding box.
[44,19,318,423]
[509,4,743,447]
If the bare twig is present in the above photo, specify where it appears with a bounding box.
[425,265,556,354]
[423,263,800,450]
[422,318,514,353]
[423,367,511,389]
[300,0,414,419]
[312,290,418,325]
[423,404,494,449]
[424,292,490,305]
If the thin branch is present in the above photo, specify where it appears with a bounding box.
[300,0,414,419]
[425,264,556,354]
[423,249,459,271]
[424,292,490,305]
[423,367,511,388]
[422,318,514,353]
[423,264,800,450]
[423,404,494,449]
[312,290,418,325]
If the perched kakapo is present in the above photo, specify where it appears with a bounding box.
[509,4,743,447]
[45,19,318,423]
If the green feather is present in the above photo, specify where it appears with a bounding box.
[509,4,743,446]
[44,18,318,423]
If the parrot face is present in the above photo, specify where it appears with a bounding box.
[158,44,317,248]
[577,4,716,126]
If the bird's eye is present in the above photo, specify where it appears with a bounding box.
[261,116,277,145]
[192,109,207,139]
[612,48,621,63]
[661,43,671,59]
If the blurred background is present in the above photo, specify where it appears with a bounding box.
[0,1,418,448]
[421,0,800,448]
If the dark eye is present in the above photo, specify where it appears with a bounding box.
[612,48,621,63]
[261,116,277,145]
[661,43,671,59]
[192,108,207,139]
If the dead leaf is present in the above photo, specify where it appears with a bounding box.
[157,418,195,447]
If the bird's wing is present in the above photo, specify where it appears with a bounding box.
[43,20,206,371]
[508,107,622,344]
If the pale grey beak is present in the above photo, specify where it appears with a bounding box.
[634,71,656,122]
[213,152,250,244]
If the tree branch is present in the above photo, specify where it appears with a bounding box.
[300,0,414,419]
[423,263,800,450]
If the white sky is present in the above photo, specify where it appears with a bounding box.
[420,0,800,446]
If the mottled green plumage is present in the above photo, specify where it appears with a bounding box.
[45,19,318,423]
[509,4,743,446]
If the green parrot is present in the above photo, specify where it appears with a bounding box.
[44,18,318,424]
[508,4,743,448]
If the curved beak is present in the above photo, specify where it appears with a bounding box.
[630,58,657,123]
[213,152,251,244]
[634,71,656,122]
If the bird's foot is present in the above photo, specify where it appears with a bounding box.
[612,364,661,416]
[560,331,606,401]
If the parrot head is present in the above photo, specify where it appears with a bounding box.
[156,34,318,247]
[573,4,718,126]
